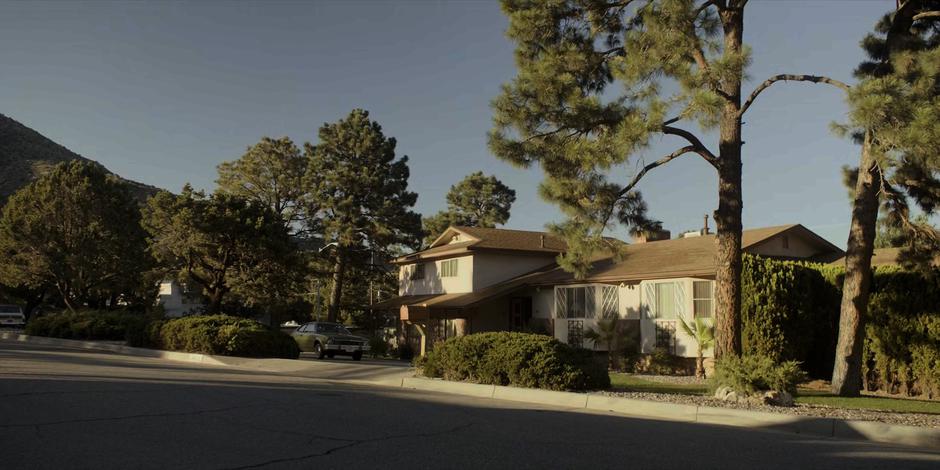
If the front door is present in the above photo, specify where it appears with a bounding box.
[509,297,532,331]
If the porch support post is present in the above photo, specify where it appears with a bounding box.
[413,321,427,357]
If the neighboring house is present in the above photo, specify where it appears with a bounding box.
[156,280,203,317]
[372,224,844,357]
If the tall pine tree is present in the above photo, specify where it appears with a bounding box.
[423,172,516,244]
[831,0,940,396]
[490,0,847,357]
[303,109,422,322]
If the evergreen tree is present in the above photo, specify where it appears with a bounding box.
[831,0,940,396]
[216,136,307,232]
[423,171,516,244]
[0,161,152,311]
[143,186,301,314]
[489,0,846,357]
[303,109,422,322]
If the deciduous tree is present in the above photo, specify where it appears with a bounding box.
[303,109,422,322]
[0,161,151,311]
[143,186,301,314]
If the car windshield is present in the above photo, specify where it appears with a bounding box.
[0,305,21,314]
[317,323,350,334]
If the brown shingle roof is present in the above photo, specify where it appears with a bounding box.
[393,226,569,263]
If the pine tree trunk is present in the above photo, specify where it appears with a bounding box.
[832,133,879,396]
[714,5,745,359]
[327,252,345,322]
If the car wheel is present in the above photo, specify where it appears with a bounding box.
[352,351,363,361]
[313,342,326,359]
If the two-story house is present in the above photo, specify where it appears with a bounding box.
[372,224,843,357]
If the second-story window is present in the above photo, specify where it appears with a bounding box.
[410,263,425,280]
[440,259,458,277]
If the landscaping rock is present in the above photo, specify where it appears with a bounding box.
[762,390,794,407]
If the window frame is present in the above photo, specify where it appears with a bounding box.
[440,259,458,278]
[692,280,715,318]
[653,282,679,319]
[410,263,425,280]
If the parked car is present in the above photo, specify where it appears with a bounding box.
[291,322,371,360]
[0,305,26,328]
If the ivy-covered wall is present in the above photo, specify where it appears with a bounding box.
[741,254,939,398]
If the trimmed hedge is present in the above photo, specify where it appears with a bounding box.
[143,315,300,359]
[420,332,609,391]
[25,310,147,342]
[27,311,299,360]
[740,254,940,398]
[740,255,840,378]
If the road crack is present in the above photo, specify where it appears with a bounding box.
[223,421,475,469]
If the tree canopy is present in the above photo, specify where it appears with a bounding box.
[303,109,422,321]
[215,136,307,232]
[423,171,516,244]
[142,186,302,314]
[0,161,152,311]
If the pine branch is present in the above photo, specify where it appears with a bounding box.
[739,74,851,117]
[913,11,940,21]
[662,125,719,165]
[615,146,699,199]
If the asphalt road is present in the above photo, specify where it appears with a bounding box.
[1,341,938,470]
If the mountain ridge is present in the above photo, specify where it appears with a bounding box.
[0,113,161,203]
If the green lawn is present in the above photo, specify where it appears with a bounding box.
[608,373,709,395]
[795,392,940,415]
[608,373,940,414]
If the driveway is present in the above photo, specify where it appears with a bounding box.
[2,340,939,469]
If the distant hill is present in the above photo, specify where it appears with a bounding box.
[0,113,161,204]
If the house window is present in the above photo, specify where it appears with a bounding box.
[653,282,678,319]
[440,259,458,277]
[655,321,677,353]
[693,280,714,318]
[555,286,597,319]
[410,263,425,280]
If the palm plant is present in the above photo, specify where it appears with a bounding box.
[585,318,635,371]
[677,317,715,379]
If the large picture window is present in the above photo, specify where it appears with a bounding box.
[440,259,458,277]
[693,280,714,318]
[554,286,604,319]
[654,282,678,319]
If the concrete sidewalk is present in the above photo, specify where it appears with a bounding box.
[3,333,938,450]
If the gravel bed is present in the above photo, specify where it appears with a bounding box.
[630,374,707,385]
[603,390,940,428]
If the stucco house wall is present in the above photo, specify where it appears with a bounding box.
[471,252,557,290]
[399,255,474,295]
[747,233,818,258]
[638,277,715,358]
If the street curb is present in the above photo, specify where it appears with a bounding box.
[4,333,938,450]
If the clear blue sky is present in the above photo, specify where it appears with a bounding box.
[0,1,898,247]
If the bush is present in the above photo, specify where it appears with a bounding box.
[152,315,299,359]
[420,332,609,391]
[368,336,389,358]
[741,255,840,378]
[640,347,688,375]
[711,355,807,395]
[26,310,148,342]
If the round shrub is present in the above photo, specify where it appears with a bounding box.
[420,332,609,391]
[154,315,299,359]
